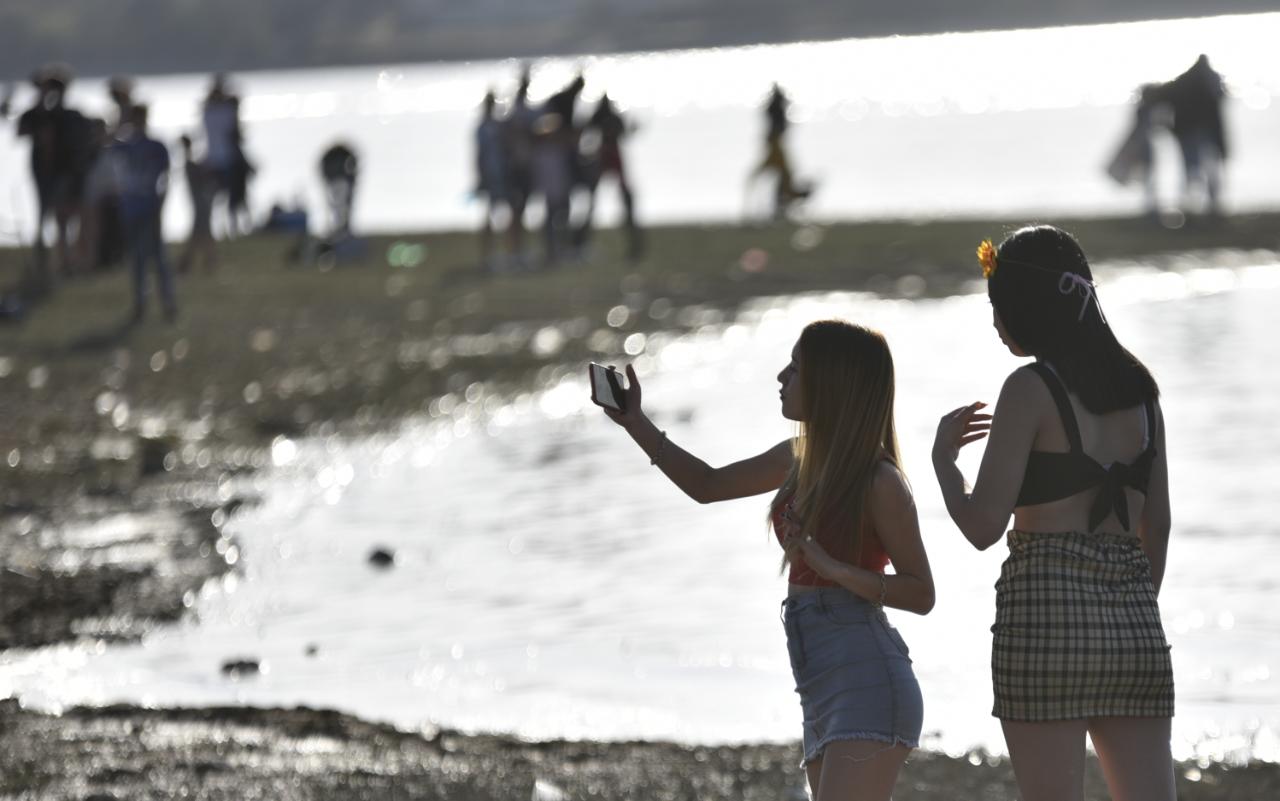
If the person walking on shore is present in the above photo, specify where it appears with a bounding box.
[1163,54,1228,215]
[933,226,1174,801]
[599,319,934,801]
[748,83,812,220]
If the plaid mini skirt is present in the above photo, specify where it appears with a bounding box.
[991,530,1174,721]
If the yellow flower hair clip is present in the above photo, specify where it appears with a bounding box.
[977,239,997,279]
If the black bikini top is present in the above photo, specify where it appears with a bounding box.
[1016,362,1158,532]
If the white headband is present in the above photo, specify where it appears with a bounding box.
[1057,272,1107,324]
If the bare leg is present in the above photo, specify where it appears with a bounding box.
[1002,719,1088,801]
[1088,717,1175,801]
[813,741,909,801]
[804,756,822,800]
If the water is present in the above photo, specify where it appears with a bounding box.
[1,12,1279,243]
[2,11,1279,763]
[2,254,1278,763]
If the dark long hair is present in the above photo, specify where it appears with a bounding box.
[988,225,1158,412]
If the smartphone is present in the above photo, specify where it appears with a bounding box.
[588,363,626,412]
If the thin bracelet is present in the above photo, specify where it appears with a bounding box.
[876,573,887,608]
[650,430,668,466]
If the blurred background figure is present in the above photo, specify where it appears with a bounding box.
[502,66,537,265]
[114,103,176,323]
[1162,54,1228,215]
[107,76,135,136]
[748,83,812,220]
[531,73,585,266]
[576,92,642,260]
[319,141,359,239]
[178,133,217,273]
[77,117,123,272]
[16,64,90,282]
[202,73,254,237]
[1105,84,1163,215]
[474,90,510,271]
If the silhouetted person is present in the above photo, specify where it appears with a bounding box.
[16,65,91,280]
[474,91,509,270]
[178,134,217,273]
[502,67,537,262]
[107,76,135,137]
[577,93,642,258]
[530,74,585,265]
[1106,84,1161,215]
[319,141,359,239]
[79,117,123,271]
[749,83,811,219]
[203,74,253,237]
[114,104,176,323]
[1163,55,1228,214]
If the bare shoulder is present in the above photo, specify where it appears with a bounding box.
[870,460,915,511]
[765,438,795,463]
[1000,364,1049,402]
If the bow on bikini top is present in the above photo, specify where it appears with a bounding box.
[1016,362,1158,532]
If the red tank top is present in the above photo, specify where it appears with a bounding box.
[771,497,890,587]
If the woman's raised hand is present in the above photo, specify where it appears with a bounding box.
[932,402,992,463]
[602,364,645,429]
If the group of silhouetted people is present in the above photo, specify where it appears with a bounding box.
[1108,55,1230,216]
[3,65,264,322]
[473,66,643,271]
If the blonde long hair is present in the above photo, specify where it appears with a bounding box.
[771,320,901,566]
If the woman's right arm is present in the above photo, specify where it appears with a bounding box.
[604,365,793,503]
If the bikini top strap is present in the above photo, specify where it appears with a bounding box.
[1027,362,1083,453]
[1141,397,1158,452]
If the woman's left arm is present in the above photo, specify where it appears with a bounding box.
[1138,404,1171,594]
[797,463,935,615]
[932,367,1041,550]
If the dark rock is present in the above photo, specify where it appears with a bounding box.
[137,436,175,477]
[220,658,260,678]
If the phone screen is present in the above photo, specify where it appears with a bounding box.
[590,364,623,411]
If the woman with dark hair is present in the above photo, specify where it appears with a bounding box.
[600,320,934,801]
[933,225,1174,801]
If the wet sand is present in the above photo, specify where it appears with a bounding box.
[1,214,1277,798]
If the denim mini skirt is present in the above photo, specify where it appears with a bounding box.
[781,586,923,764]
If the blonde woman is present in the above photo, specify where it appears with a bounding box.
[600,320,934,801]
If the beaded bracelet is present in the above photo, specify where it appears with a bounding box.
[650,430,668,466]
